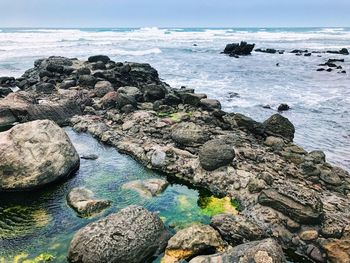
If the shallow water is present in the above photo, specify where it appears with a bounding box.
[0,27,349,171]
[0,128,214,262]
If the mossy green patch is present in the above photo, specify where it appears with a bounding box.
[156,112,193,123]
[198,195,238,217]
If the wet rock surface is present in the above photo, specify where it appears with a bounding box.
[0,120,80,191]
[68,205,170,263]
[67,187,111,217]
[1,56,350,262]
[122,178,169,197]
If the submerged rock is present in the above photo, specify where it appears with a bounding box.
[122,178,169,197]
[68,205,170,263]
[0,120,80,191]
[67,187,111,217]
[162,224,226,263]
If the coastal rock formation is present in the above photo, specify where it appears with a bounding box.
[68,205,170,263]
[1,56,349,262]
[67,187,111,217]
[122,178,169,197]
[223,41,255,56]
[162,224,226,263]
[0,120,79,191]
[189,239,286,263]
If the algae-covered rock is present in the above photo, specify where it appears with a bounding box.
[198,195,238,217]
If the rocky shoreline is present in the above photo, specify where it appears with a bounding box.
[0,55,350,262]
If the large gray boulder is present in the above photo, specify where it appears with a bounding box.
[199,139,235,171]
[189,239,286,263]
[0,120,80,191]
[68,205,170,263]
[263,114,295,142]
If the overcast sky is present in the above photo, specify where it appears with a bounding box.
[1,0,349,28]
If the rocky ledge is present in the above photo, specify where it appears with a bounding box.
[0,55,349,262]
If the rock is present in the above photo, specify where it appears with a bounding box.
[224,113,264,135]
[81,154,98,160]
[91,61,107,70]
[0,108,17,130]
[189,239,286,263]
[171,122,209,147]
[67,187,111,217]
[122,178,169,197]
[328,59,345,63]
[258,185,323,224]
[0,87,13,98]
[179,92,202,106]
[277,104,290,112]
[151,149,167,167]
[0,76,16,87]
[68,205,170,263]
[76,67,91,76]
[78,75,97,87]
[322,239,350,263]
[223,42,255,56]
[94,81,113,97]
[317,68,326,72]
[88,55,111,64]
[100,91,118,109]
[211,214,265,245]
[200,99,221,111]
[306,244,325,263]
[117,86,143,102]
[162,224,225,263]
[142,84,167,101]
[35,83,56,94]
[299,229,318,241]
[0,120,80,191]
[255,48,278,54]
[263,114,295,142]
[199,139,235,171]
[264,136,285,151]
[327,48,349,55]
[59,79,76,89]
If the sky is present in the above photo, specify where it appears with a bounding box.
[0,0,349,28]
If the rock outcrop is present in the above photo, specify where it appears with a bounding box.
[223,42,255,56]
[68,205,170,263]
[0,120,79,191]
[67,187,111,217]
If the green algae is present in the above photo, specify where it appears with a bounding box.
[198,195,238,217]
[156,112,193,123]
[1,252,55,263]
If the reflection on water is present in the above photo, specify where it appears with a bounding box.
[0,128,213,262]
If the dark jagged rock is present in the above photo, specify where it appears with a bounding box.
[277,103,290,112]
[0,87,13,98]
[199,138,235,171]
[224,113,264,136]
[328,58,344,63]
[200,99,221,111]
[326,48,349,55]
[0,76,16,87]
[223,41,255,56]
[255,48,284,54]
[68,205,170,263]
[88,55,111,64]
[263,114,295,141]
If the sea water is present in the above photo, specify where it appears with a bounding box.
[0,27,349,171]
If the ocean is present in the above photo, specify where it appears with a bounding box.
[0,27,349,171]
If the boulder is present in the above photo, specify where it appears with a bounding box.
[189,239,286,263]
[200,99,221,111]
[67,187,111,217]
[117,86,143,102]
[171,122,210,147]
[122,178,169,197]
[59,79,76,89]
[258,185,323,224]
[263,114,295,141]
[78,75,97,87]
[277,104,290,112]
[224,113,264,135]
[94,81,113,97]
[211,214,265,245]
[142,84,167,101]
[199,139,235,171]
[162,224,225,263]
[0,76,16,87]
[68,205,170,263]
[34,83,56,94]
[0,120,80,191]
[321,239,350,263]
[223,42,255,56]
[88,55,111,64]
[0,87,13,97]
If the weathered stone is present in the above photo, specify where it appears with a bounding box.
[199,139,235,171]
[122,178,169,197]
[322,239,350,263]
[67,187,111,217]
[211,214,265,245]
[225,113,264,135]
[88,55,111,64]
[200,99,221,111]
[299,229,319,241]
[264,114,295,141]
[258,185,323,224]
[0,120,80,191]
[94,81,113,97]
[162,224,225,263]
[68,205,170,263]
[171,122,209,147]
[35,83,56,93]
